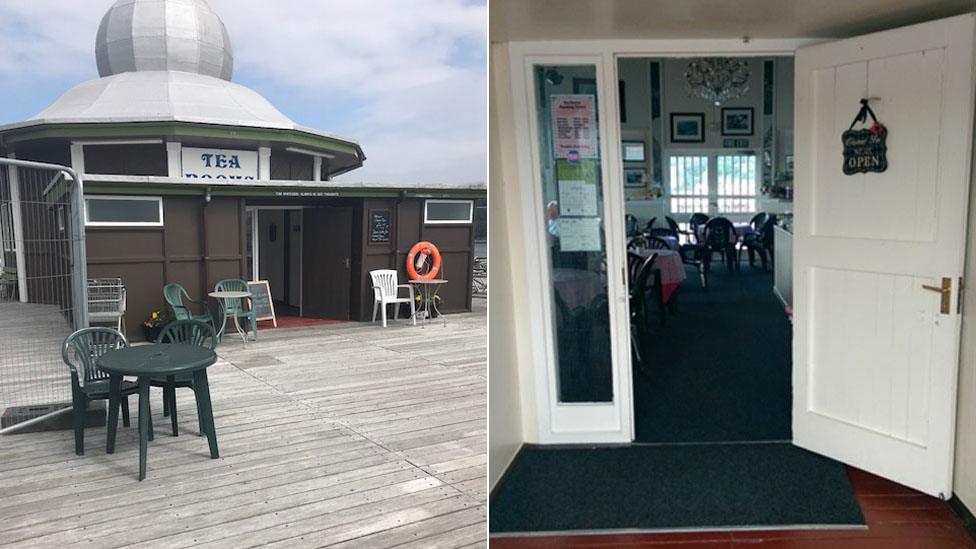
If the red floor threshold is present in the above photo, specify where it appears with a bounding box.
[490,467,976,548]
[257,316,348,330]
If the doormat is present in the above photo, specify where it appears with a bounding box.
[490,443,865,535]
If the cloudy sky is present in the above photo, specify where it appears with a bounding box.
[0,0,487,184]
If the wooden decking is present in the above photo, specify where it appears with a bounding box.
[0,302,486,548]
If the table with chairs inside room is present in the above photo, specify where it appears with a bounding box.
[628,211,778,289]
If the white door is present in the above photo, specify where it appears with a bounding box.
[793,14,976,498]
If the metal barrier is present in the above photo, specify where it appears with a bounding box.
[0,158,87,434]
[472,256,487,297]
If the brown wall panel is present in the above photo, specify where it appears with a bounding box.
[88,261,166,338]
[164,198,204,257]
[87,229,164,260]
[85,195,244,340]
[352,198,475,320]
[84,144,168,176]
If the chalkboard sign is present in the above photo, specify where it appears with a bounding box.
[246,280,277,327]
[842,99,888,175]
[369,209,391,244]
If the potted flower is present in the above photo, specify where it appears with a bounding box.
[142,309,172,341]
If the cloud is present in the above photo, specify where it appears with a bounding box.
[0,0,486,185]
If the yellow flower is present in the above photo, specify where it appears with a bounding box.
[152,312,158,319]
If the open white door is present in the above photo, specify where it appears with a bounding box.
[793,14,976,498]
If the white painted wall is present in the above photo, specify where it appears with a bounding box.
[258,210,286,301]
[954,136,976,512]
[288,211,302,308]
[489,43,537,488]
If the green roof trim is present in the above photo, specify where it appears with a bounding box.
[84,181,485,200]
[1,121,362,159]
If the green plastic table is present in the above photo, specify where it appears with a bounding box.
[97,344,218,480]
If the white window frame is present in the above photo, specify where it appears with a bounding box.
[84,195,164,227]
[424,199,474,224]
[664,149,761,217]
[506,40,808,446]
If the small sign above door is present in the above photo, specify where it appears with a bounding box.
[842,99,888,175]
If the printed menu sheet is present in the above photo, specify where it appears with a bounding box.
[551,94,597,160]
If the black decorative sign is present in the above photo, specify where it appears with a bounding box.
[369,209,392,244]
[842,99,888,175]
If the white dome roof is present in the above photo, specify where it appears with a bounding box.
[95,0,233,81]
[28,71,298,130]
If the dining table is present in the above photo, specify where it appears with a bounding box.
[631,248,686,303]
[208,290,252,345]
[98,343,219,480]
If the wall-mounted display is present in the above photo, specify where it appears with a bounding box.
[623,168,647,187]
[670,113,705,143]
[622,141,645,162]
[369,209,392,244]
[722,107,754,136]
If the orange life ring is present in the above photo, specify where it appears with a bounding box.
[406,241,442,281]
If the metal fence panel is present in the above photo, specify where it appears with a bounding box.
[0,158,87,432]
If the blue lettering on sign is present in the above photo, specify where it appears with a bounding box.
[199,153,243,170]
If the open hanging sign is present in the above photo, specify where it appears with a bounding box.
[842,99,888,175]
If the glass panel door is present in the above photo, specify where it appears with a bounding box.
[534,64,613,403]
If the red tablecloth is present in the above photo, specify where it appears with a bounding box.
[552,268,604,310]
[633,249,685,303]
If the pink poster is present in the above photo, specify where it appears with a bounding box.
[551,94,597,160]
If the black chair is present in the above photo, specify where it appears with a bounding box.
[701,217,738,287]
[629,252,657,366]
[625,214,640,237]
[688,213,710,244]
[740,213,777,270]
[627,235,649,251]
[649,215,680,239]
[647,235,673,250]
[627,251,647,285]
[642,217,657,235]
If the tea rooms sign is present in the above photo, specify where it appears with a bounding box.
[182,147,258,180]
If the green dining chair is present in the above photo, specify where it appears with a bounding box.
[153,319,216,437]
[62,327,138,456]
[214,279,258,341]
[163,283,215,333]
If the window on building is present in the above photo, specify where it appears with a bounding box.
[424,199,473,224]
[85,196,163,227]
[667,153,758,215]
[668,155,709,214]
[717,154,757,213]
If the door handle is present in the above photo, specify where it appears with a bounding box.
[922,277,952,315]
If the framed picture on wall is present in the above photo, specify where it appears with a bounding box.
[722,107,754,136]
[624,168,647,187]
[622,140,645,162]
[670,113,705,143]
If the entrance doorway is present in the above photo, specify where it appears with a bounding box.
[253,208,304,317]
[620,56,794,444]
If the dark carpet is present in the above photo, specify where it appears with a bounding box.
[489,443,865,533]
[634,264,792,442]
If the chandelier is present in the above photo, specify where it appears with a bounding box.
[685,58,751,106]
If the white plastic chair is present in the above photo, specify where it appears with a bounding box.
[370,269,416,327]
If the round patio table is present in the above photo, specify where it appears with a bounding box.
[208,290,252,345]
[97,344,219,481]
[410,279,448,327]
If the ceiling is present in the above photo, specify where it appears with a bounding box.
[490,0,975,42]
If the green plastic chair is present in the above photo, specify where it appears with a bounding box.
[214,279,258,341]
[163,283,215,333]
[62,327,138,456]
[152,319,216,437]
